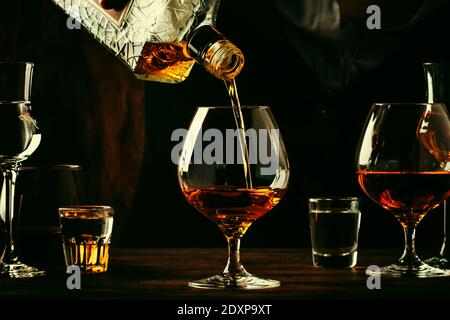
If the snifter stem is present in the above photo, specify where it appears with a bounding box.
[398,221,422,268]
[223,236,249,278]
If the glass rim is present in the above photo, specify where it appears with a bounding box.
[19,164,82,171]
[58,205,114,217]
[0,61,34,66]
[59,205,113,210]
[372,102,439,106]
[196,105,270,110]
[0,101,30,104]
[423,61,450,66]
[309,197,360,202]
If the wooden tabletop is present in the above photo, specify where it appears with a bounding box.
[0,248,449,301]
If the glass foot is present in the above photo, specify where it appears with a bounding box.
[366,262,450,278]
[189,274,280,289]
[0,262,45,278]
[425,257,449,269]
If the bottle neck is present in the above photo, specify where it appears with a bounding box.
[187,25,244,81]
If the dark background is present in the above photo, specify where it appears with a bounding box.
[1,1,449,255]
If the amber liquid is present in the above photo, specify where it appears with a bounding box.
[134,41,195,83]
[357,171,450,225]
[67,241,110,273]
[225,79,253,189]
[60,216,113,273]
[183,187,285,238]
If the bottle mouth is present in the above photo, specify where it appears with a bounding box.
[187,25,245,81]
[203,40,245,81]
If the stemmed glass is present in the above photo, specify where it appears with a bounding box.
[0,62,43,278]
[356,103,450,277]
[178,106,289,289]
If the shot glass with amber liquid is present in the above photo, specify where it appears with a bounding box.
[58,206,114,274]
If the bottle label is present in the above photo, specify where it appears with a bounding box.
[88,0,132,28]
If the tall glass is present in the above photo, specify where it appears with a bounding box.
[16,165,86,272]
[178,106,290,289]
[423,62,450,268]
[356,103,450,277]
[0,62,43,278]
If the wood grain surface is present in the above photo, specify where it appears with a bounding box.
[0,248,449,300]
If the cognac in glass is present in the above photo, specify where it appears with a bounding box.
[356,103,450,277]
[178,105,289,289]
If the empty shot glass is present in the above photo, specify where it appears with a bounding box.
[309,197,361,268]
[58,206,114,274]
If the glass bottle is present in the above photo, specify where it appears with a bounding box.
[423,62,450,268]
[52,0,244,83]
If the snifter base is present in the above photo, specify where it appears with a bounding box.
[313,251,357,268]
[0,262,45,278]
[425,256,450,269]
[189,274,280,290]
[366,262,450,278]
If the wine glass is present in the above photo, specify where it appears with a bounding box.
[356,103,450,277]
[0,62,44,278]
[178,105,290,289]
